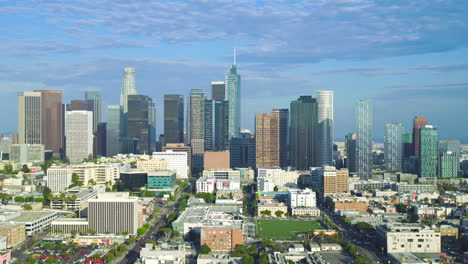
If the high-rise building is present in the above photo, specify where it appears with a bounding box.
[47,165,72,193]
[355,100,372,179]
[316,91,333,166]
[345,133,357,173]
[230,131,256,168]
[127,95,155,154]
[120,67,137,114]
[85,91,102,134]
[162,143,192,174]
[204,100,214,151]
[70,100,93,112]
[225,61,241,139]
[439,140,461,157]
[65,111,93,164]
[187,89,205,144]
[439,151,458,178]
[191,139,205,173]
[204,100,229,151]
[403,132,413,158]
[290,96,318,170]
[9,144,45,165]
[88,192,139,234]
[152,150,189,179]
[106,105,122,157]
[95,122,106,157]
[211,81,226,101]
[384,123,404,171]
[18,91,42,145]
[255,112,279,167]
[164,94,184,144]
[413,116,428,157]
[34,90,63,155]
[419,125,438,178]
[272,109,289,167]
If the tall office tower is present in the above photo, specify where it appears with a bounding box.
[214,100,230,150]
[439,140,461,157]
[419,125,438,177]
[127,95,155,154]
[106,105,122,157]
[225,60,241,139]
[403,132,413,158]
[85,91,102,134]
[230,131,256,168]
[187,89,205,144]
[384,123,404,171]
[413,116,428,157]
[191,139,205,173]
[211,81,226,101]
[316,91,333,166]
[162,143,192,173]
[65,111,93,164]
[88,192,139,234]
[70,100,94,111]
[439,152,458,178]
[272,109,289,167]
[345,133,357,173]
[18,92,42,145]
[95,122,106,157]
[164,94,184,144]
[290,96,318,170]
[255,112,279,167]
[204,100,214,150]
[355,100,373,179]
[34,90,63,155]
[120,67,137,114]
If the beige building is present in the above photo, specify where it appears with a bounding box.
[0,222,26,248]
[258,201,288,217]
[136,158,168,172]
[72,163,120,185]
[204,152,230,170]
[255,113,279,167]
[377,223,441,253]
[323,167,349,194]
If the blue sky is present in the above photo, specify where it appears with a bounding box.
[1,0,468,142]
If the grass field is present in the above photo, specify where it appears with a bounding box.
[255,219,323,240]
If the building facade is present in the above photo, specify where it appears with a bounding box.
[35,90,63,155]
[229,131,256,168]
[164,94,184,144]
[385,123,404,171]
[225,64,241,139]
[419,125,438,178]
[65,111,94,164]
[316,91,333,166]
[255,113,279,167]
[106,105,122,157]
[127,95,156,154]
[47,165,72,193]
[18,91,42,145]
[355,100,372,179]
[187,89,205,144]
[152,150,189,179]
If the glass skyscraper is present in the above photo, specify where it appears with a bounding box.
[419,125,438,178]
[355,100,372,179]
[120,67,137,114]
[384,123,404,171]
[272,108,289,168]
[85,91,102,134]
[225,64,241,139]
[345,133,357,173]
[106,105,122,157]
[187,89,205,144]
[127,95,155,154]
[164,94,184,144]
[290,96,317,170]
[317,91,333,166]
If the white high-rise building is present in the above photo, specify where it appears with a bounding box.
[317,91,333,166]
[18,91,42,144]
[152,150,188,179]
[120,67,137,114]
[65,111,93,164]
[47,165,72,193]
[88,192,139,234]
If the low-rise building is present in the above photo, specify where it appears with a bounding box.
[147,170,176,194]
[291,208,321,217]
[258,201,288,217]
[46,165,72,193]
[72,163,120,186]
[196,177,241,193]
[0,222,25,248]
[258,167,301,187]
[139,243,187,264]
[376,223,441,253]
[201,226,243,253]
[197,254,242,264]
[396,184,437,193]
[325,194,369,212]
[50,218,89,234]
[50,186,99,211]
[9,144,44,165]
[136,157,168,172]
[10,211,58,235]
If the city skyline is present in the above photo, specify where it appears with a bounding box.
[1,1,468,142]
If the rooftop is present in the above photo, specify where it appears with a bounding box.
[11,211,57,223]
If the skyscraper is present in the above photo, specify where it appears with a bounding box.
[439,151,458,178]
[345,133,357,173]
[419,125,438,178]
[18,91,42,145]
[204,99,214,151]
[230,131,256,168]
[120,67,137,114]
[187,89,205,144]
[272,109,289,168]
[85,91,102,134]
[127,95,155,154]
[164,94,184,144]
[211,81,226,101]
[355,100,372,179]
[65,111,93,164]
[214,100,230,151]
[34,90,63,155]
[384,123,404,171]
[70,100,94,112]
[255,112,279,167]
[403,132,413,158]
[290,96,318,170]
[106,105,122,157]
[225,61,241,139]
[95,122,106,157]
[413,116,428,157]
[317,91,333,166]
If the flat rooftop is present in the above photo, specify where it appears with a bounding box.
[11,211,57,223]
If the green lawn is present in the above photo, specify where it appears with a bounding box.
[255,219,323,240]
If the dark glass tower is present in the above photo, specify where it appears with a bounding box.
[230,131,256,168]
[127,95,155,154]
[290,96,317,170]
[273,109,289,168]
[164,94,184,144]
[214,100,229,151]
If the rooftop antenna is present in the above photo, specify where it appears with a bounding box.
[234,48,236,65]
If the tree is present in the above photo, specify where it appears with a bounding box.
[275,210,284,217]
[22,164,30,173]
[34,197,45,203]
[160,228,173,242]
[71,230,77,238]
[273,186,279,192]
[241,255,255,264]
[408,213,419,223]
[146,239,156,246]
[259,252,269,264]
[261,239,274,248]
[354,222,374,231]
[395,203,408,213]
[42,186,52,205]
[4,163,13,174]
[14,196,24,202]
[200,244,211,254]
[23,204,32,211]
[260,210,271,216]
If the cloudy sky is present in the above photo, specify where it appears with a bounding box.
[1,0,468,142]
